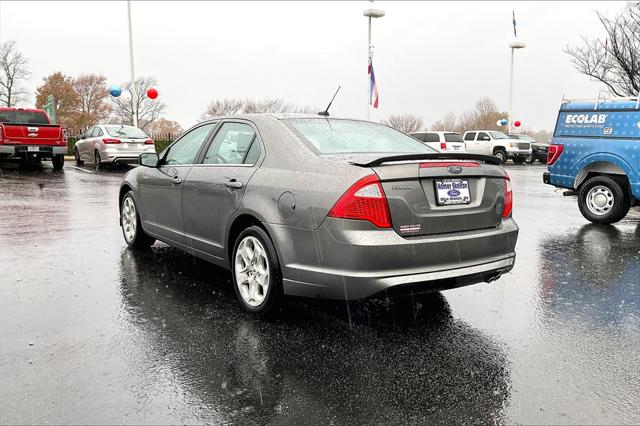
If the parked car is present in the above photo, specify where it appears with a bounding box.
[462,130,531,164]
[508,134,549,164]
[409,131,466,152]
[543,97,640,224]
[0,107,67,169]
[74,124,155,168]
[119,115,518,315]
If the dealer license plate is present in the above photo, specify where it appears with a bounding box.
[435,179,471,205]
[27,146,39,152]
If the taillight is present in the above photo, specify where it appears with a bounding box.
[502,174,513,218]
[440,142,447,151]
[62,128,68,144]
[547,144,564,165]
[102,138,121,144]
[144,138,154,145]
[328,174,392,228]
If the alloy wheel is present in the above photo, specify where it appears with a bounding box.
[235,236,270,307]
[122,197,137,242]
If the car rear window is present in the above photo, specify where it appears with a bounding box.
[444,133,463,142]
[286,119,435,154]
[105,125,148,139]
[0,110,49,125]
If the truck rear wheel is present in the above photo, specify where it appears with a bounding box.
[578,176,630,224]
[52,154,64,170]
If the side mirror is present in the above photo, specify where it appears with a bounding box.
[139,152,159,168]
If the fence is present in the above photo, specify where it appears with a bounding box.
[65,130,181,156]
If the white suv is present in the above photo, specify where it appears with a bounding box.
[410,131,466,153]
[462,130,531,164]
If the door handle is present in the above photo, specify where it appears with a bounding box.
[172,175,182,184]
[224,180,243,189]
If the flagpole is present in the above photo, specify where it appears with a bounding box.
[364,7,384,121]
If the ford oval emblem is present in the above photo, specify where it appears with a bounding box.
[448,165,462,174]
[448,189,460,197]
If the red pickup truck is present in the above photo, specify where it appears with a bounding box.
[0,107,67,169]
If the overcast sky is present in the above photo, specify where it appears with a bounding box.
[0,1,626,131]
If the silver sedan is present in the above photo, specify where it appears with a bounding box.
[119,114,518,316]
[74,124,156,168]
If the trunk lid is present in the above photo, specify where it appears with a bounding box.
[345,154,507,236]
[1,124,63,146]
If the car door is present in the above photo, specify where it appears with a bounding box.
[476,132,491,154]
[78,127,95,160]
[138,122,217,247]
[182,121,263,262]
[463,132,478,153]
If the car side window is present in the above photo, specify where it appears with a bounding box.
[164,123,215,166]
[86,127,96,138]
[203,122,258,165]
[477,132,489,140]
[95,128,104,137]
[464,132,476,141]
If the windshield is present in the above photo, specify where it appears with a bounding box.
[444,133,463,142]
[489,131,509,139]
[0,110,49,125]
[514,134,535,142]
[286,119,436,154]
[105,125,148,139]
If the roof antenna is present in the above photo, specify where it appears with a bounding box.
[318,85,341,117]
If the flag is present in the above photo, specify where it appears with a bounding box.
[368,58,379,109]
[512,10,517,37]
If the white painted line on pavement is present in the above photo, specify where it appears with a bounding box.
[65,165,95,174]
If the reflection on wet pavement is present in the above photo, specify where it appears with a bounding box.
[1,163,638,424]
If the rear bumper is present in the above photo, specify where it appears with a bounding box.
[0,145,67,155]
[269,217,519,300]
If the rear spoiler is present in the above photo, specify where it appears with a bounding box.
[349,153,502,167]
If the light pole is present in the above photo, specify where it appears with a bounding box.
[507,40,525,133]
[363,7,384,121]
[127,0,138,128]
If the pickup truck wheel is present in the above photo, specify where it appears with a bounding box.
[493,149,507,164]
[74,147,83,165]
[578,176,631,224]
[94,150,102,170]
[525,155,534,164]
[121,192,155,249]
[231,226,283,316]
[52,155,64,170]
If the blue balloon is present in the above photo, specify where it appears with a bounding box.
[109,85,122,97]
[500,119,508,126]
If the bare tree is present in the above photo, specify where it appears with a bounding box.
[146,118,184,135]
[111,77,166,130]
[201,98,245,120]
[430,97,508,133]
[201,97,315,120]
[431,112,458,131]
[35,72,79,127]
[565,2,639,96]
[0,41,31,107]
[382,113,424,133]
[72,74,110,129]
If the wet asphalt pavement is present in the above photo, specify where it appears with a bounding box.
[0,162,638,425]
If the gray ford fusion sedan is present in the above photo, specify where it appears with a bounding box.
[119,114,518,315]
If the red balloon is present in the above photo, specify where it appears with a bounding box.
[146,88,158,99]
[514,120,521,127]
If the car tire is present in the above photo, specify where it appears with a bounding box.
[231,225,283,316]
[52,154,64,170]
[121,191,156,249]
[94,150,102,170]
[577,175,631,224]
[525,155,534,164]
[74,147,83,165]
[513,157,526,165]
[493,149,507,164]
